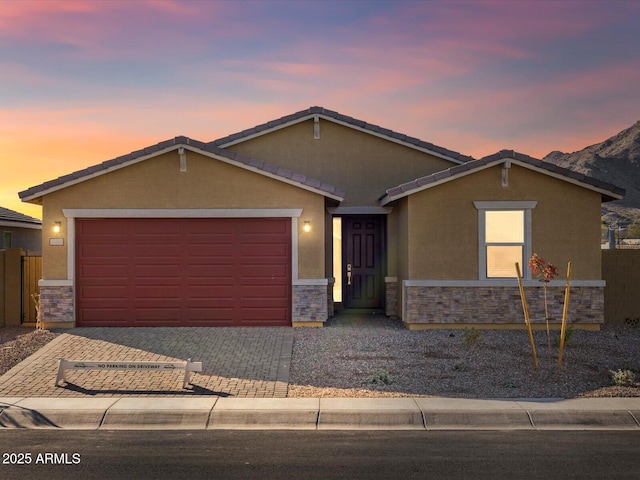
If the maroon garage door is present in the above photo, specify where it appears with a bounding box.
[76,218,291,327]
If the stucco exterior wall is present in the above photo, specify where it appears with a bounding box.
[40,151,327,281]
[388,198,409,318]
[226,119,455,207]
[1,226,42,253]
[406,164,603,280]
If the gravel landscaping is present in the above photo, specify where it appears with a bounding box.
[1,321,638,399]
[288,321,640,398]
[0,327,60,376]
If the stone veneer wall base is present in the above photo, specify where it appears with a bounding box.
[403,285,604,327]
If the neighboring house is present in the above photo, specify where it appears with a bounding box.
[19,107,624,329]
[0,206,42,253]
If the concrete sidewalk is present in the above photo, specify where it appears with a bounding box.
[1,397,639,431]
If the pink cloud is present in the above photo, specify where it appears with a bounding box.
[0,1,240,61]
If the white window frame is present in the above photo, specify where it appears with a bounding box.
[474,201,537,280]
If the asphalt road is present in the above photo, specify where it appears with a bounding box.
[1,430,639,480]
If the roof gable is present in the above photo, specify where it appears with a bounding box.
[212,106,475,165]
[381,149,626,205]
[19,136,345,203]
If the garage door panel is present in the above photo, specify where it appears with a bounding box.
[81,310,129,327]
[80,244,129,258]
[239,244,288,256]
[76,217,291,326]
[188,245,237,257]
[133,264,182,278]
[240,220,288,234]
[80,264,128,278]
[240,263,288,277]
[187,264,235,276]
[133,285,182,299]
[133,244,182,257]
[241,285,288,297]
[133,307,182,319]
[80,285,129,298]
[187,287,236,300]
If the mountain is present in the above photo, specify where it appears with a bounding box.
[544,121,640,227]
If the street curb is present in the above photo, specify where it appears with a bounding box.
[2,397,640,431]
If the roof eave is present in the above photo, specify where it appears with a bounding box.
[214,108,473,165]
[19,143,181,203]
[380,155,625,205]
[0,220,42,230]
[19,141,345,204]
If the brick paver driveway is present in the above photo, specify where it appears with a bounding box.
[0,327,293,398]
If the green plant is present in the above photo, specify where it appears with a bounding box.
[452,361,468,372]
[554,324,574,347]
[610,369,636,387]
[501,380,519,389]
[462,327,482,348]
[368,369,393,385]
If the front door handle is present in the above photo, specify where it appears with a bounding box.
[347,263,352,285]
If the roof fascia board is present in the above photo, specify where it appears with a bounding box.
[317,114,466,164]
[216,116,312,147]
[507,159,624,201]
[22,143,344,203]
[19,144,180,203]
[218,113,466,165]
[381,162,497,205]
[0,220,42,230]
[381,157,623,206]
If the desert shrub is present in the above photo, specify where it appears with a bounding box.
[368,369,394,385]
[610,369,636,387]
[462,327,482,348]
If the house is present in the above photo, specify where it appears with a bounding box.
[18,107,624,329]
[0,206,42,326]
[0,206,42,253]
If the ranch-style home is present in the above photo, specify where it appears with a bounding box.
[19,107,624,330]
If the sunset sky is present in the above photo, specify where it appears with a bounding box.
[2,0,639,219]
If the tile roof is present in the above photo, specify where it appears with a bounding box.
[19,136,345,202]
[381,149,626,205]
[211,106,475,164]
[0,206,42,226]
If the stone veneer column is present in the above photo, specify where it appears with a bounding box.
[327,278,335,318]
[385,277,398,317]
[39,283,75,327]
[292,283,328,324]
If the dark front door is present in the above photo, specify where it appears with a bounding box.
[343,215,384,309]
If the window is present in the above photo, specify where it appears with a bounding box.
[474,201,536,279]
[332,217,342,302]
[2,231,11,249]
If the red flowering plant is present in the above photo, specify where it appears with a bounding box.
[528,254,559,283]
[528,254,560,358]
